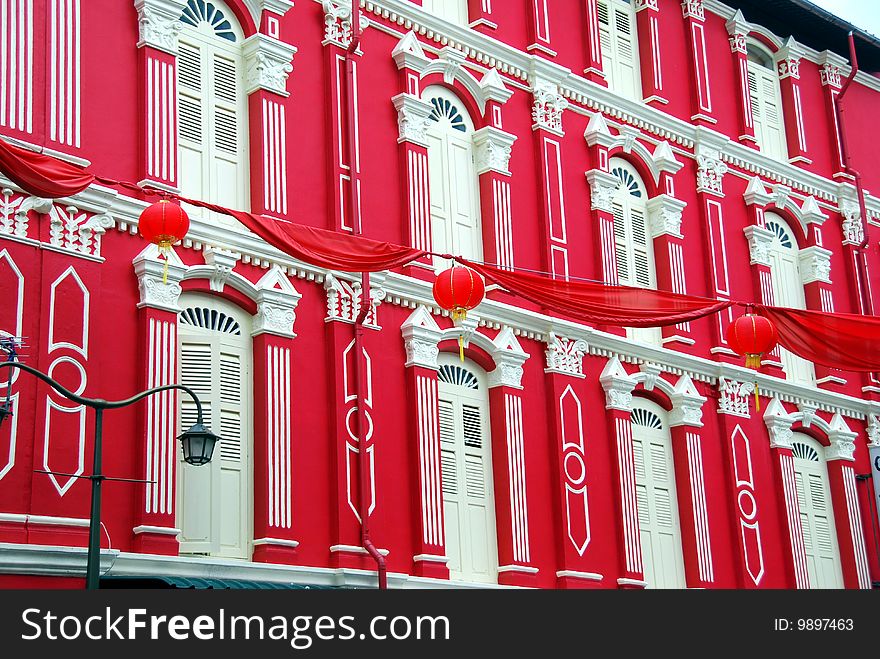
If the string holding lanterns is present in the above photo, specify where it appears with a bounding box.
[432,265,486,362]
[726,310,779,410]
[138,200,191,284]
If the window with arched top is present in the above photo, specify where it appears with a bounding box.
[178,292,253,560]
[597,0,640,100]
[437,353,497,583]
[764,212,814,384]
[610,158,660,345]
[791,434,844,588]
[424,86,483,265]
[177,0,249,222]
[747,42,787,161]
[630,398,686,589]
[420,0,469,25]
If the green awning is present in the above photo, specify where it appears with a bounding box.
[101,576,340,589]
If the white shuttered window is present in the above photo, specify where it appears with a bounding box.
[424,86,483,267]
[791,436,844,589]
[178,294,252,560]
[597,0,640,100]
[437,357,498,584]
[631,401,686,589]
[421,0,469,25]
[178,0,249,224]
[747,45,787,161]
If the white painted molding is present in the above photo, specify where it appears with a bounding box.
[600,356,637,411]
[555,570,603,581]
[132,525,181,536]
[646,195,687,239]
[242,34,297,97]
[253,537,301,548]
[392,93,434,147]
[473,126,517,176]
[401,305,443,370]
[134,0,187,55]
[253,265,301,338]
[132,243,186,313]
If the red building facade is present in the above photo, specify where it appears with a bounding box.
[0,0,879,589]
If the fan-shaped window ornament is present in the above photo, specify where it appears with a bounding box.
[180,306,242,335]
[181,0,237,42]
[438,364,479,389]
[428,96,467,132]
[792,441,820,462]
[611,165,643,198]
[765,219,794,249]
[631,407,663,430]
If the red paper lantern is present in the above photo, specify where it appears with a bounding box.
[138,199,190,249]
[727,312,778,370]
[433,265,485,322]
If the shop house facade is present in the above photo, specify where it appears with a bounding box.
[0,0,879,589]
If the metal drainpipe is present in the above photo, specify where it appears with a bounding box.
[834,32,874,316]
[345,0,387,590]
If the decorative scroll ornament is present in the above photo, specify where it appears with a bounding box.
[743,225,774,267]
[242,34,296,96]
[729,32,747,54]
[544,333,588,377]
[696,145,728,196]
[136,1,184,54]
[681,0,704,21]
[322,0,369,49]
[798,246,832,285]
[324,273,385,327]
[531,80,568,134]
[473,127,517,176]
[585,169,619,214]
[840,200,865,245]
[718,377,755,418]
[820,63,842,88]
[392,94,433,147]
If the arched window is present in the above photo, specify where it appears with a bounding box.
[437,354,497,583]
[764,212,814,383]
[791,435,844,588]
[421,0,469,25]
[610,158,660,345]
[177,0,249,221]
[631,398,686,589]
[597,0,640,99]
[178,292,253,559]
[747,42,787,161]
[424,86,483,265]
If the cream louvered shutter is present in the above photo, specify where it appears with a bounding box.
[793,440,844,589]
[747,64,787,160]
[178,41,206,202]
[597,0,639,99]
[438,361,497,584]
[612,201,630,285]
[631,206,652,288]
[422,0,468,25]
[631,406,686,589]
[210,52,246,210]
[178,299,251,561]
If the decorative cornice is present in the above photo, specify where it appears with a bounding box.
[202,246,239,292]
[669,374,706,427]
[826,413,858,461]
[818,50,846,89]
[242,34,296,97]
[487,326,529,389]
[681,0,705,21]
[646,195,687,239]
[252,265,301,338]
[743,225,774,267]
[473,126,517,176]
[763,398,794,450]
[867,414,880,447]
[585,169,619,214]
[134,0,186,55]
[132,244,186,313]
[744,176,773,207]
[584,113,615,149]
[775,37,802,81]
[599,356,637,412]
[718,377,754,417]
[839,198,865,246]
[544,333,588,378]
[392,30,430,71]
[531,76,568,136]
[324,272,385,328]
[392,93,433,148]
[401,305,442,370]
[694,133,729,197]
[798,245,832,285]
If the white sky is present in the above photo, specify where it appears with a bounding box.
[807,0,880,37]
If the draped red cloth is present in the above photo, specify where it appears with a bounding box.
[462,259,734,327]
[176,195,427,272]
[757,304,880,372]
[0,137,95,198]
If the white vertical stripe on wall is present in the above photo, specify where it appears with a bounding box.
[408,150,432,252]
[650,15,662,91]
[267,344,292,528]
[506,394,530,563]
[793,86,807,152]
[687,432,714,582]
[145,319,175,515]
[262,99,288,216]
[780,453,811,588]
[417,375,443,547]
[1,0,34,133]
[616,416,642,573]
[493,179,514,270]
[147,58,176,182]
[842,465,871,588]
[50,0,80,147]
[820,288,834,313]
[669,243,691,333]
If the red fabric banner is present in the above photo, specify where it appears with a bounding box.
[0,137,95,198]
[176,195,427,272]
[462,259,734,327]
[757,304,880,372]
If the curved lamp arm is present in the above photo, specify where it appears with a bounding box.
[0,362,207,426]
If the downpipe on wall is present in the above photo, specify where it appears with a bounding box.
[834,32,874,316]
[345,0,387,590]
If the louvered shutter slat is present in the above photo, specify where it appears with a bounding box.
[631,207,652,287]
[462,404,482,448]
[465,456,485,499]
[612,202,630,285]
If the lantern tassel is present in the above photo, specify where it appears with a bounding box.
[458,334,465,363]
[754,381,760,411]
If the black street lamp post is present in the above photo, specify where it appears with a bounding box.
[0,358,219,590]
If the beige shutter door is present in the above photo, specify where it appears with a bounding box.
[178,301,251,560]
[748,64,787,160]
[612,4,639,99]
[792,439,844,589]
[612,200,630,285]
[210,51,246,210]
[597,1,614,83]
[422,0,468,25]
[178,41,207,203]
[427,128,452,263]
[438,361,497,583]
[632,405,686,589]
